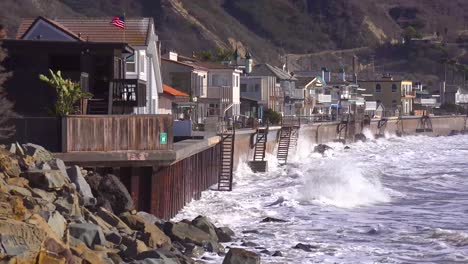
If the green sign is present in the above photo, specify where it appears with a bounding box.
[160,132,167,145]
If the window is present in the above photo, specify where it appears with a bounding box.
[240,84,247,93]
[126,54,136,73]
[254,84,260,93]
[375,84,381,93]
[392,84,397,93]
[236,76,239,87]
[392,99,398,108]
[139,54,145,73]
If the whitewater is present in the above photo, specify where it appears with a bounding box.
[174,132,468,263]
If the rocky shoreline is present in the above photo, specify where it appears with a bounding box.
[0,143,261,264]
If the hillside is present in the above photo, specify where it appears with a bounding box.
[1,0,468,82]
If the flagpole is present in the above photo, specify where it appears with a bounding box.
[123,12,126,44]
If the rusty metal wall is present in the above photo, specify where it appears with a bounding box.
[150,143,221,220]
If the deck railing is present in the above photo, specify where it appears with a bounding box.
[62,115,173,152]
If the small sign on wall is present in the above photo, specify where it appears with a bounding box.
[160,132,167,145]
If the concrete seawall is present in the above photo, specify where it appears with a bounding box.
[232,115,467,166]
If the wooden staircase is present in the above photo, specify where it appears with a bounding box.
[277,127,292,165]
[218,128,235,191]
[253,127,268,161]
[376,118,388,137]
[248,126,269,173]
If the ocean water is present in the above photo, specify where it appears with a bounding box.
[174,132,468,264]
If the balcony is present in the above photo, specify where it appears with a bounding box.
[317,94,332,103]
[207,86,232,103]
[284,88,304,100]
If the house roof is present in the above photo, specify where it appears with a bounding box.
[17,17,153,46]
[161,58,209,71]
[192,62,235,70]
[163,84,189,97]
[252,64,297,81]
[295,76,317,88]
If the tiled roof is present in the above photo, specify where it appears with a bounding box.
[163,84,189,97]
[17,17,152,46]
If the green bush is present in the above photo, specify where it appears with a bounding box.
[39,69,92,116]
[263,108,281,125]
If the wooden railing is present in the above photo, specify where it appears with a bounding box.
[62,115,173,152]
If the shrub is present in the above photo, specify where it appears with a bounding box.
[263,108,281,125]
[39,69,92,115]
[0,47,16,139]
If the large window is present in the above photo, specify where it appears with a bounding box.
[126,54,136,73]
[375,84,382,93]
[392,84,397,93]
[254,84,260,92]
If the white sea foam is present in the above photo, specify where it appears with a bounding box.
[298,159,391,208]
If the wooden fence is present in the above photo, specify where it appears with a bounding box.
[62,115,173,152]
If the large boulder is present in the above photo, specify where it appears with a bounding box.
[22,143,53,164]
[314,144,331,154]
[68,223,107,249]
[21,169,67,190]
[0,218,47,257]
[47,211,67,239]
[120,236,149,259]
[120,212,171,248]
[54,191,82,217]
[96,207,132,233]
[163,222,211,246]
[87,173,135,215]
[215,227,235,242]
[222,248,260,264]
[191,215,218,242]
[0,148,21,177]
[67,165,95,205]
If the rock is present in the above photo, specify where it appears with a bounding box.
[344,146,351,150]
[49,158,68,178]
[27,214,65,244]
[204,240,225,254]
[84,208,113,233]
[6,177,29,188]
[96,207,132,232]
[354,133,367,142]
[68,223,107,249]
[272,250,283,257]
[184,243,205,258]
[71,243,111,264]
[54,191,81,217]
[448,130,460,136]
[164,221,211,247]
[241,230,259,234]
[11,196,27,220]
[260,249,270,255]
[67,165,95,203]
[0,148,21,177]
[222,248,260,264]
[192,215,219,241]
[314,144,331,154]
[22,143,53,163]
[47,211,67,239]
[120,212,171,248]
[7,185,32,197]
[21,169,67,190]
[38,237,73,264]
[120,236,149,259]
[137,211,165,228]
[216,227,235,242]
[241,241,258,247]
[0,218,47,255]
[0,234,30,257]
[88,173,135,215]
[105,231,123,245]
[31,188,56,203]
[292,243,319,252]
[136,249,181,264]
[261,217,287,223]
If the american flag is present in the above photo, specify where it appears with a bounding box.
[111,16,125,29]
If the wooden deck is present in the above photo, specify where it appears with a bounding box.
[62,115,173,152]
